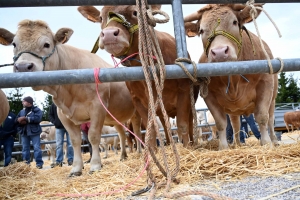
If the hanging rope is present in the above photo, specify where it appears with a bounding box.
[175,58,210,145]
[246,0,284,74]
[135,0,180,199]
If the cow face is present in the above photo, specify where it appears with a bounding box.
[184,4,263,63]
[78,5,161,57]
[0,20,73,72]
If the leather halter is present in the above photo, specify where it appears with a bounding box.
[205,18,242,57]
[106,12,139,57]
[13,46,56,71]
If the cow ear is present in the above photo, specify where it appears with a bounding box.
[184,22,198,37]
[0,28,15,46]
[151,5,161,11]
[55,28,74,44]
[78,6,102,23]
[239,4,264,24]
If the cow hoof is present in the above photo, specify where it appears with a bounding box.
[120,156,128,161]
[68,172,82,177]
[103,156,107,159]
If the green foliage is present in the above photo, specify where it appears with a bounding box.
[41,94,53,121]
[6,88,24,114]
[276,72,300,103]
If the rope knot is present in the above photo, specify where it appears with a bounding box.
[146,9,170,27]
[174,58,210,98]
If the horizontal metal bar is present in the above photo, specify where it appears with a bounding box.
[1,0,298,7]
[0,59,299,88]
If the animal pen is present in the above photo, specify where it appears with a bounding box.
[0,0,300,200]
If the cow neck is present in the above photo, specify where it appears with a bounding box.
[106,12,139,61]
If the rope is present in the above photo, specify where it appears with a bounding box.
[246,0,284,74]
[135,0,180,198]
[174,58,210,145]
[162,189,233,200]
[0,63,14,67]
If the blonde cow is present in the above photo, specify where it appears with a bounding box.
[99,125,120,159]
[40,121,56,165]
[0,89,9,124]
[0,20,142,176]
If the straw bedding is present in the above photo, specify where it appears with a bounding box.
[0,132,299,199]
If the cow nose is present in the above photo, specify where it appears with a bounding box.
[211,46,229,61]
[101,28,120,40]
[14,63,34,72]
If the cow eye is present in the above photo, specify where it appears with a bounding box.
[44,43,50,48]
[133,11,138,16]
[233,20,238,26]
[12,42,16,48]
[199,29,204,35]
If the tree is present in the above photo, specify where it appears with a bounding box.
[6,88,24,114]
[276,72,300,103]
[41,94,53,121]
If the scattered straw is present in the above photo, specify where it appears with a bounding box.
[0,133,299,199]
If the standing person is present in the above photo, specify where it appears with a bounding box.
[16,96,44,169]
[226,114,261,144]
[49,103,73,167]
[0,111,17,167]
[80,122,92,163]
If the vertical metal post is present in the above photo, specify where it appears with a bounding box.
[171,0,188,58]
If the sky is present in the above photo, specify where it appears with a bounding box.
[0,3,300,109]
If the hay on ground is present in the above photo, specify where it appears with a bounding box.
[0,132,299,199]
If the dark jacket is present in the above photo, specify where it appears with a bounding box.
[0,111,17,139]
[49,103,65,129]
[16,106,43,136]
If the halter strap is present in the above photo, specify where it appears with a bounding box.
[13,46,56,71]
[205,18,242,57]
[106,12,139,57]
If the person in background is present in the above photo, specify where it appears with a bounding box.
[49,103,74,167]
[80,122,92,163]
[16,96,44,169]
[226,114,261,144]
[0,111,17,167]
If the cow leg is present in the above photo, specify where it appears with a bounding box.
[268,100,279,145]
[114,124,127,161]
[57,113,83,176]
[254,111,272,146]
[229,115,242,147]
[176,87,191,147]
[103,143,108,159]
[113,137,118,155]
[205,98,229,150]
[130,112,143,153]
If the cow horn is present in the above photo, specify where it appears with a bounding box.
[184,11,201,22]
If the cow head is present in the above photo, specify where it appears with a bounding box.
[78,5,161,58]
[0,20,73,72]
[184,4,263,62]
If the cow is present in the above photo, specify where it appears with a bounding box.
[0,89,9,124]
[184,4,278,149]
[99,125,120,159]
[0,20,142,176]
[283,111,300,132]
[40,121,56,164]
[77,5,199,148]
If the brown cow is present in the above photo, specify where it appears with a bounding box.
[78,5,199,147]
[0,20,142,176]
[184,4,278,149]
[40,121,56,164]
[0,89,9,124]
[284,111,300,132]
